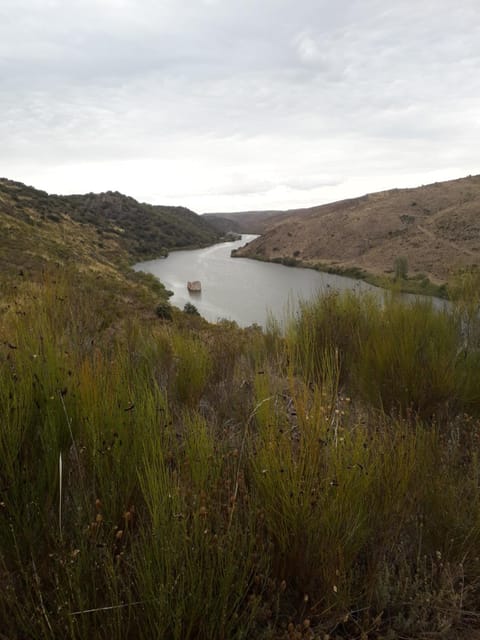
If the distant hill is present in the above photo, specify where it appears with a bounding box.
[0,178,220,274]
[0,178,221,310]
[204,210,292,234]
[232,175,480,285]
[202,214,244,234]
[62,190,220,259]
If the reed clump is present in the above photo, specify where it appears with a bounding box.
[2,273,480,638]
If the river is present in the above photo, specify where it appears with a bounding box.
[133,235,383,327]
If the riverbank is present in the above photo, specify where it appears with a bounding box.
[310,260,449,298]
[231,248,449,299]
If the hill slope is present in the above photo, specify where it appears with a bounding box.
[204,210,291,234]
[62,190,220,258]
[0,178,220,269]
[0,179,124,280]
[232,175,480,284]
[0,178,219,312]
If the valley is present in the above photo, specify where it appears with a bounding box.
[2,175,480,638]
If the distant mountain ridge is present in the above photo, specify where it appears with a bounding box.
[204,210,291,234]
[230,174,480,285]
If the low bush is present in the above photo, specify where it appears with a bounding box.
[2,276,480,638]
[183,301,200,315]
[155,301,172,320]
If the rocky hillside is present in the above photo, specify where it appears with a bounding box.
[232,175,480,284]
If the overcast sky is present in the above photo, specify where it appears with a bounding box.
[1,0,479,212]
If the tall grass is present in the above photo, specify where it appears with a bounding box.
[135,412,262,639]
[2,273,480,637]
[289,290,480,418]
[356,296,458,416]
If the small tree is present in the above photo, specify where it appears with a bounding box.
[394,256,408,280]
[155,301,172,320]
[184,302,200,316]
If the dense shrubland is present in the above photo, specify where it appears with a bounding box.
[2,270,480,639]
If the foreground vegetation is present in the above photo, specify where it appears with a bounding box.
[2,267,480,639]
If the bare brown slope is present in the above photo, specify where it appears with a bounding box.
[233,175,480,283]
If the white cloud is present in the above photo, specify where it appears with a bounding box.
[0,0,479,211]
[295,32,324,64]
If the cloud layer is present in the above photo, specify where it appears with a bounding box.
[1,0,479,211]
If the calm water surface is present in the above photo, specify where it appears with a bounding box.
[134,235,380,327]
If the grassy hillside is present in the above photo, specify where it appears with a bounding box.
[0,178,187,323]
[0,178,123,273]
[62,190,220,258]
[3,175,480,638]
[232,174,480,293]
[0,178,220,265]
[0,177,221,320]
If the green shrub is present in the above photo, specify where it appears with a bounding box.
[155,301,172,320]
[183,302,200,316]
[394,255,409,280]
[287,290,376,386]
[356,297,458,416]
[171,334,211,405]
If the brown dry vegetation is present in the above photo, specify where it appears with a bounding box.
[231,174,480,286]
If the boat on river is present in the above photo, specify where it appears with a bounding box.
[187,280,202,293]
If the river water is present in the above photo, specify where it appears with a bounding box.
[134,235,382,327]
